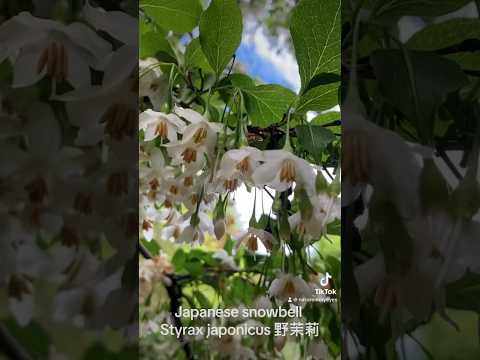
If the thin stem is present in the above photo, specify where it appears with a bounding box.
[0,324,33,360]
[283,110,293,152]
[436,146,463,180]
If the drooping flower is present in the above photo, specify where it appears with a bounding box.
[252,150,316,193]
[215,146,264,191]
[139,58,170,110]
[268,273,312,302]
[235,227,274,252]
[289,193,340,241]
[83,0,137,46]
[165,107,222,168]
[55,45,137,146]
[139,109,185,142]
[0,11,111,88]
[140,255,173,302]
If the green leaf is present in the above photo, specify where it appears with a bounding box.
[296,125,335,162]
[5,320,50,358]
[83,344,138,360]
[140,0,202,34]
[296,188,313,221]
[184,38,212,72]
[199,0,243,78]
[446,52,480,71]
[171,249,187,272]
[193,290,212,308]
[311,111,340,126]
[185,258,203,275]
[141,238,160,256]
[370,49,467,142]
[290,0,341,91]
[140,31,174,60]
[296,82,339,113]
[368,0,472,19]
[230,277,255,305]
[242,85,296,128]
[447,272,480,312]
[407,18,480,51]
[229,73,256,89]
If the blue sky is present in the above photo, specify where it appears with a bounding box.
[236,21,300,92]
[236,41,293,90]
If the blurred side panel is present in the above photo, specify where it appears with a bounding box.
[0,1,138,358]
[342,1,480,359]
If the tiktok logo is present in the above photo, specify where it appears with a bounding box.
[320,272,332,287]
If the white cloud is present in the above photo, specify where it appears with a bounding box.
[243,18,301,92]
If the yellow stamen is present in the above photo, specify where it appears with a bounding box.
[155,121,168,139]
[284,280,296,296]
[192,127,208,144]
[246,234,258,252]
[236,157,250,174]
[223,179,238,191]
[182,148,197,163]
[184,176,194,187]
[279,159,296,183]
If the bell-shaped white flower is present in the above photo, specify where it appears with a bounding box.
[165,107,222,167]
[55,45,137,146]
[139,58,170,110]
[252,150,316,193]
[0,11,111,88]
[290,193,340,241]
[235,227,274,252]
[83,0,137,46]
[268,273,312,302]
[139,109,185,142]
[215,146,264,191]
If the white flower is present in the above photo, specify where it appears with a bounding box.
[343,111,422,219]
[8,274,34,327]
[254,296,273,310]
[83,0,137,46]
[309,341,329,360]
[139,58,170,110]
[268,273,312,302]
[0,11,111,88]
[139,109,185,142]
[5,103,83,236]
[215,146,264,191]
[178,211,213,244]
[140,255,173,302]
[235,227,274,252]
[55,45,137,146]
[210,333,256,360]
[290,193,340,241]
[252,150,316,193]
[165,107,222,167]
[213,250,238,270]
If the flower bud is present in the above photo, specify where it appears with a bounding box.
[214,218,226,240]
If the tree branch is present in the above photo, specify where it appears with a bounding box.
[138,243,193,360]
[0,324,32,360]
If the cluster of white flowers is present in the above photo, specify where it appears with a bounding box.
[0,1,137,337]
[138,99,340,253]
[138,62,342,312]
